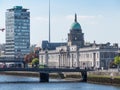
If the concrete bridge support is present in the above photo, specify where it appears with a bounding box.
[39,73,49,82]
[81,71,87,82]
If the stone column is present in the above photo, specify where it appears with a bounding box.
[76,49,79,67]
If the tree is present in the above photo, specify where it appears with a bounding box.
[31,58,39,68]
[114,56,120,71]
[24,53,37,63]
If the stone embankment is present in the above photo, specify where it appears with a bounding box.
[87,70,120,85]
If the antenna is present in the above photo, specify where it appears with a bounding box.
[49,0,51,42]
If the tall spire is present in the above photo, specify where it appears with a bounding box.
[49,0,51,42]
[75,13,77,22]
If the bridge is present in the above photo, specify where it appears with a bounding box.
[0,67,88,82]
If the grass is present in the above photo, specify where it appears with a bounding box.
[88,74,120,79]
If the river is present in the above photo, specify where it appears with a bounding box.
[0,75,120,90]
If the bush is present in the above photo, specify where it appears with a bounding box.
[31,58,39,68]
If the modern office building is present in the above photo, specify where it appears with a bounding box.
[5,6,30,59]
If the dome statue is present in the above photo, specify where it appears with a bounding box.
[70,13,81,30]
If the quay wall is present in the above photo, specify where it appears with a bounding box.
[87,70,120,85]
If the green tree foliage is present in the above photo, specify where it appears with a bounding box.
[24,53,38,63]
[114,56,120,65]
[114,56,120,71]
[32,58,39,68]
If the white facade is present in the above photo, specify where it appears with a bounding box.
[79,44,118,69]
[39,43,118,69]
[39,45,78,68]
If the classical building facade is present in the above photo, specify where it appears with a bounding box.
[79,43,118,69]
[5,6,30,59]
[39,14,119,69]
[39,45,79,68]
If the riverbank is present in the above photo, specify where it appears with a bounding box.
[87,71,120,85]
[87,75,120,85]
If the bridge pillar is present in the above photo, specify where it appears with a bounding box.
[39,73,49,82]
[81,71,87,82]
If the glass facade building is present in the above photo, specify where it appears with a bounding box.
[5,6,30,58]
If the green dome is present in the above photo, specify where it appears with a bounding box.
[71,22,81,30]
[70,14,81,30]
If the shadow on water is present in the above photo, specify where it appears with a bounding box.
[0,80,81,84]
[0,75,82,84]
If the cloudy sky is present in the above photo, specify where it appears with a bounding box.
[0,0,120,46]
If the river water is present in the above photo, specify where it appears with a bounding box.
[0,75,120,90]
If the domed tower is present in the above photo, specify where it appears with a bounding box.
[68,14,84,48]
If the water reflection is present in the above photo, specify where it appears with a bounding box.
[0,75,120,90]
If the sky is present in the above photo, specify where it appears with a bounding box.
[0,0,120,46]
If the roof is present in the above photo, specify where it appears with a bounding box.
[71,22,81,30]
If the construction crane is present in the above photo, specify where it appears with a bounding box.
[0,28,5,32]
